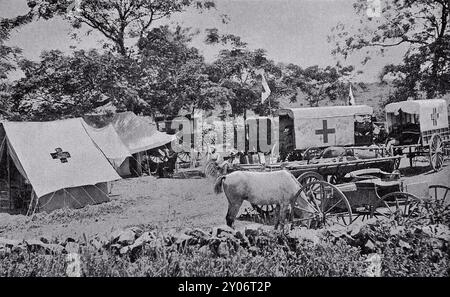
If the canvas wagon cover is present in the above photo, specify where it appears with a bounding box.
[111,112,175,154]
[278,105,373,149]
[2,118,121,198]
[385,99,448,131]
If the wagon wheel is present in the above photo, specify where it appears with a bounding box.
[303,147,323,161]
[252,204,276,223]
[428,185,450,206]
[372,192,424,224]
[294,180,353,228]
[391,156,400,171]
[429,134,444,171]
[204,161,219,178]
[177,151,191,163]
[411,146,428,166]
[149,154,165,163]
[326,173,346,184]
[297,171,324,187]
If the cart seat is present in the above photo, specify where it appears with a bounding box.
[355,178,401,188]
[336,182,357,193]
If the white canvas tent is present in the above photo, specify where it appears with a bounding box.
[0,118,121,214]
[82,121,132,174]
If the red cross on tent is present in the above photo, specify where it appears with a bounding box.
[431,108,440,126]
[315,120,336,143]
[50,148,71,163]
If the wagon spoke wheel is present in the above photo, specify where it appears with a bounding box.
[252,204,276,223]
[428,185,450,206]
[177,151,191,163]
[204,161,219,178]
[295,180,352,229]
[303,147,322,162]
[391,157,400,171]
[149,154,163,163]
[373,192,424,224]
[429,134,444,171]
[297,171,324,187]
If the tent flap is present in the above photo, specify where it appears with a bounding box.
[111,112,176,154]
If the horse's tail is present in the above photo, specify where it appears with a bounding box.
[213,175,226,194]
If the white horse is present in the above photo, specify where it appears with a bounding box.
[213,170,314,229]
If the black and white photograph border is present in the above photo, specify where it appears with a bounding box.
[0,0,449,283]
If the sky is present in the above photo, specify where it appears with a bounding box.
[0,0,406,82]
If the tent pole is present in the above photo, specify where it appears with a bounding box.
[6,146,11,211]
[145,151,150,176]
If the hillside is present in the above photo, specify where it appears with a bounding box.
[278,82,450,120]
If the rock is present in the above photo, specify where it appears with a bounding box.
[186,228,211,245]
[89,238,104,251]
[109,230,123,244]
[389,226,405,237]
[199,245,212,256]
[134,231,155,247]
[109,243,122,253]
[347,222,365,237]
[39,236,51,244]
[365,253,382,277]
[212,225,236,238]
[24,239,47,253]
[217,242,230,257]
[45,243,64,254]
[0,237,21,248]
[235,231,250,248]
[0,246,7,257]
[128,226,143,238]
[398,240,411,250]
[433,224,450,242]
[120,246,130,255]
[95,234,110,247]
[248,246,259,256]
[24,239,64,254]
[288,228,322,245]
[363,239,377,253]
[64,242,80,253]
[117,229,136,246]
[64,237,77,244]
[244,224,263,238]
[429,238,444,250]
[65,253,82,277]
[175,234,196,246]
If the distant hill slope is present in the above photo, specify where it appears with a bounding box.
[278,82,450,120]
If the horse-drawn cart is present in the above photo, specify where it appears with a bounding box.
[290,169,449,229]
[223,155,401,218]
[385,99,449,171]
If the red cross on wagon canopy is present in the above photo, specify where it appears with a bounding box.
[315,120,336,143]
[431,107,439,126]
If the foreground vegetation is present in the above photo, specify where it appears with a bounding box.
[1,217,448,277]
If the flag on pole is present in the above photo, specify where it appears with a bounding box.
[255,69,271,104]
[348,83,356,106]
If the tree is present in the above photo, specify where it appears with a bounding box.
[0,15,33,117]
[330,0,449,101]
[21,0,216,56]
[137,25,231,116]
[204,31,287,117]
[281,63,355,107]
[10,49,145,120]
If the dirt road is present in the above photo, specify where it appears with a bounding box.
[0,161,449,241]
